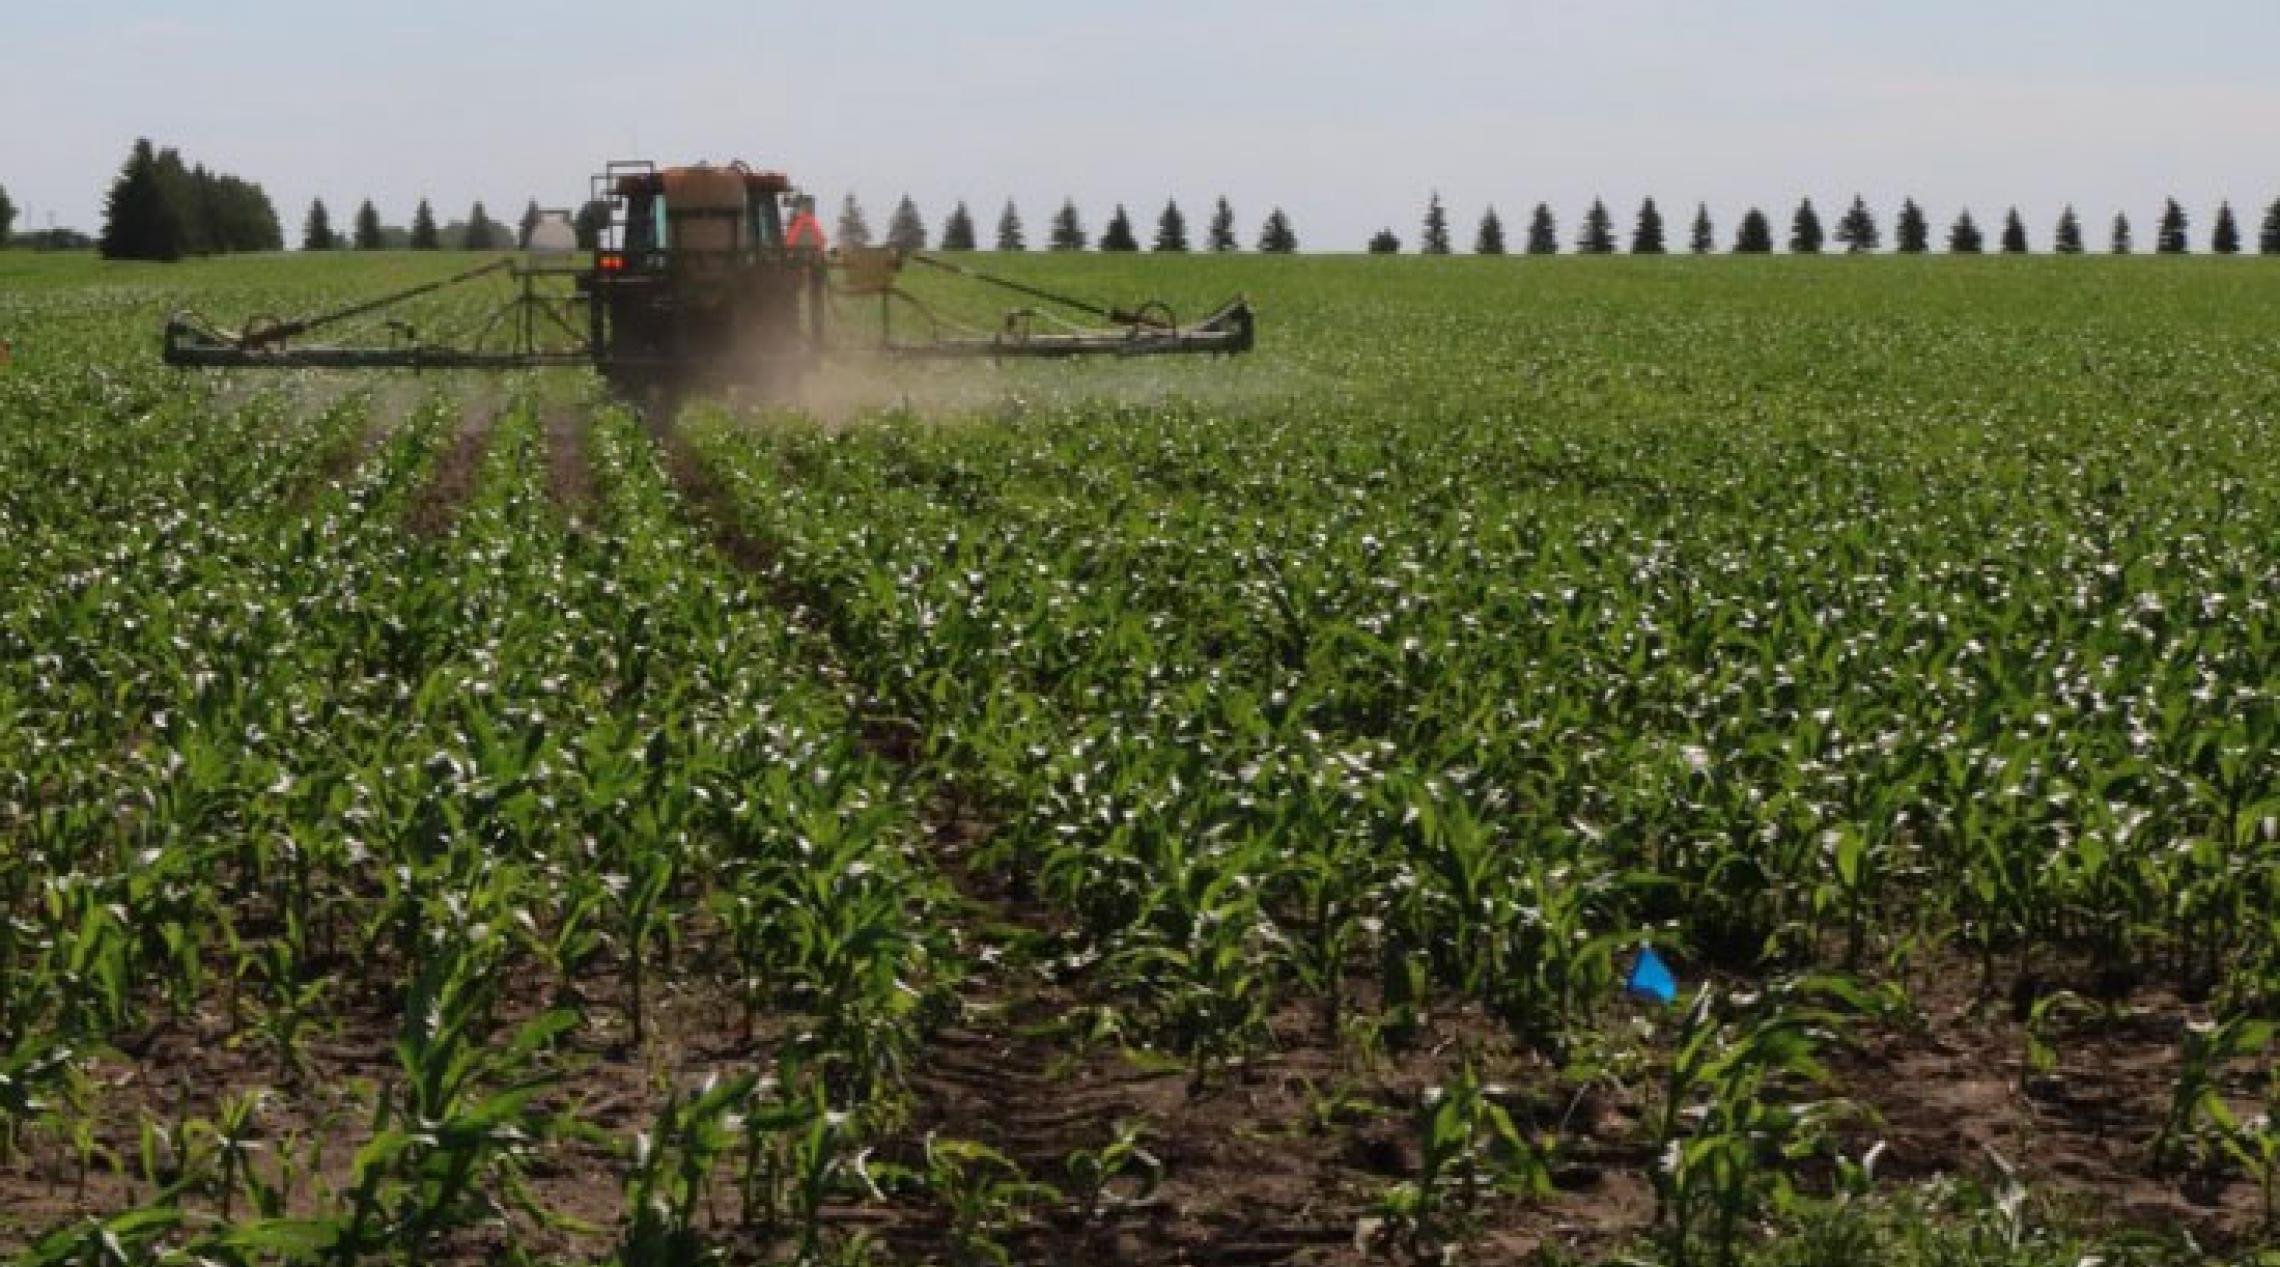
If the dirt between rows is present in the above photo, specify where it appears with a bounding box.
[402,394,499,537]
[4,412,2268,1263]
[544,402,595,520]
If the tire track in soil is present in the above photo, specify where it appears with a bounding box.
[290,380,429,510]
[404,394,499,538]
[543,403,596,520]
[644,411,1449,1266]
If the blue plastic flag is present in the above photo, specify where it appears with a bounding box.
[1626,945,1678,1005]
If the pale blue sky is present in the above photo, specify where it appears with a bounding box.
[6,1,2278,249]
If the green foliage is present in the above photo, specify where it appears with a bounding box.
[1788,199,1824,253]
[99,139,183,261]
[12,249,2280,1263]
[1527,203,1559,254]
[1895,199,1929,253]
[411,198,439,249]
[1048,199,1086,250]
[1154,199,1189,253]
[886,194,927,252]
[1258,207,1297,253]
[2213,201,2242,255]
[1632,197,1667,255]
[836,193,873,248]
[1578,198,1616,254]
[1207,196,1237,252]
[461,201,501,251]
[1475,206,1506,255]
[1098,204,1139,252]
[994,199,1025,251]
[99,138,281,260]
[2157,198,2189,253]
[352,200,384,250]
[301,199,334,252]
[1733,208,1773,253]
[2001,208,2030,254]
[1834,196,1878,253]
[1421,192,1451,255]
[940,201,978,251]
[1949,209,1984,253]
[2053,205,2084,254]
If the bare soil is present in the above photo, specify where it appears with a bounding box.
[544,402,595,521]
[403,394,498,537]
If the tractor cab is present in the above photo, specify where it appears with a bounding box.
[607,162,797,268]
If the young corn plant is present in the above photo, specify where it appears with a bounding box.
[1647,985,1860,1267]
[922,1135,1062,1267]
[619,1072,760,1267]
[1366,1064,1555,1261]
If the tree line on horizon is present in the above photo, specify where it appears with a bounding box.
[1370,192,2280,257]
[62,137,2280,259]
[829,194,1299,254]
[89,137,575,260]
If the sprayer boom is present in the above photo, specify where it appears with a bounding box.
[160,160,1254,399]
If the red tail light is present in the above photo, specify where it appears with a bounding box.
[598,252,625,273]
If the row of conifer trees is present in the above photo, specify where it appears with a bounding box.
[833,191,2280,255]
[1377,194,2280,255]
[829,195,1298,253]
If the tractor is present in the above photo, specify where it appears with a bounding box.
[162,160,1254,405]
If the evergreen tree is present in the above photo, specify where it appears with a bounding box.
[995,200,1026,251]
[1474,206,1506,255]
[1098,204,1139,252]
[1525,204,1558,255]
[1577,198,1616,254]
[939,202,977,251]
[1630,197,1666,254]
[100,138,184,261]
[2111,213,2133,255]
[1257,208,1297,254]
[1208,197,1237,252]
[517,199,541,248]
[410,199,439,250]
[2262,198,2280,255]
[463,202,500,250]
[1949,210,1984,254]
[121,150,278,255]
[153,151,205,254]
[1733,208,1773,254]
[837,195,874,248]
[2156,198,2189,254]
[0,183,15,245]
[1420,192,1451,255]
[2212,202,2241,255]
[353,200,383,250]
[1689,204,1714,255]
[1367,228,1400,254]
[1048,200,1087,250]
[1789,198,1825,253]
[573,200,611,250]
[1154,199,1189,252]
[2000,208,2028,254]
[1834,196,1879,252]
[1895,199,1929,254]
[884,195,926,251]
[2054,206,2084,255]
[302,199,335,251]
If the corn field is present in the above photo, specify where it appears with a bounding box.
[3,251,2280,1265]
